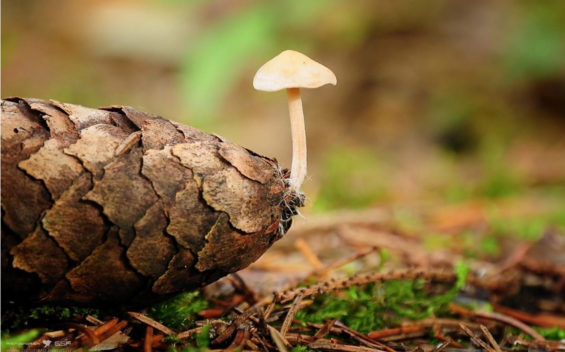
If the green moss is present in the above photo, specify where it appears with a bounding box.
[1,330,41,351]
[295,262,469,334]
[195,324,211,348]
[292,345,317,352]
[147,291,209,331]
[384,262,468,321]
[174,324,211,352]
[533,327,565,340]
[162,335,181,343]
[2,305,99,331]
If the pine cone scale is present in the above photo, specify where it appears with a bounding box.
[42,173,107,262]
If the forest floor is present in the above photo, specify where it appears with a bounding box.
[2,196,564,352]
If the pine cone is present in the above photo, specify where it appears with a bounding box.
[1,97,301,306]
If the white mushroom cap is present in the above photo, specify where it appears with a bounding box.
[253,50,337,92]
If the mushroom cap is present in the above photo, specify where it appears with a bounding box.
[253,50,337,92]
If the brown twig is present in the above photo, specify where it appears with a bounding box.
[263,302,276,322]
[63,323,100,346]
[144,326,153,352]
[93,318,119,336]
[86,315,105,325]
[229,273,260,304]
[480,325,501,352]
[255,247,378,306]
[228,328,251,351]
[459,324,496,352]
[284,333,313,345]
[233,307,261,327]
[306,322,343,335]
[450,303,545,341]
[84,320,128,349]
[368,319,481,340]
[177,327,202,340]
[335,322,396,352]
[313,318,339,342]
[295,238,324,269]
[432,324,463,348]
[128,312,175,336]
[213,304,259,344]
[78,317,119,346]
[432,338,452,352]
[275,268,457,303]
[198,309,224,319]
[268,325,290,352]
[380,332,427,342]
[43,330,66,338]
[308,340,385,352]
[368,325,425,340]
[128,334,167,350]
[253,333,275,352]
[245,339,260,350]
[280,292,304,337]
[494,304,565,329]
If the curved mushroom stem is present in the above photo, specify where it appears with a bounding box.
[286,87,307,192]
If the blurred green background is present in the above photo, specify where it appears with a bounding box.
[3,0,565,236]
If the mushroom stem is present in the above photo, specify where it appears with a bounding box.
[286,87,307,192]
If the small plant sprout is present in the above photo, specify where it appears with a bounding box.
[253,50,337,193]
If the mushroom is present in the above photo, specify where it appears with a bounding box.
[253,50,337,193]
